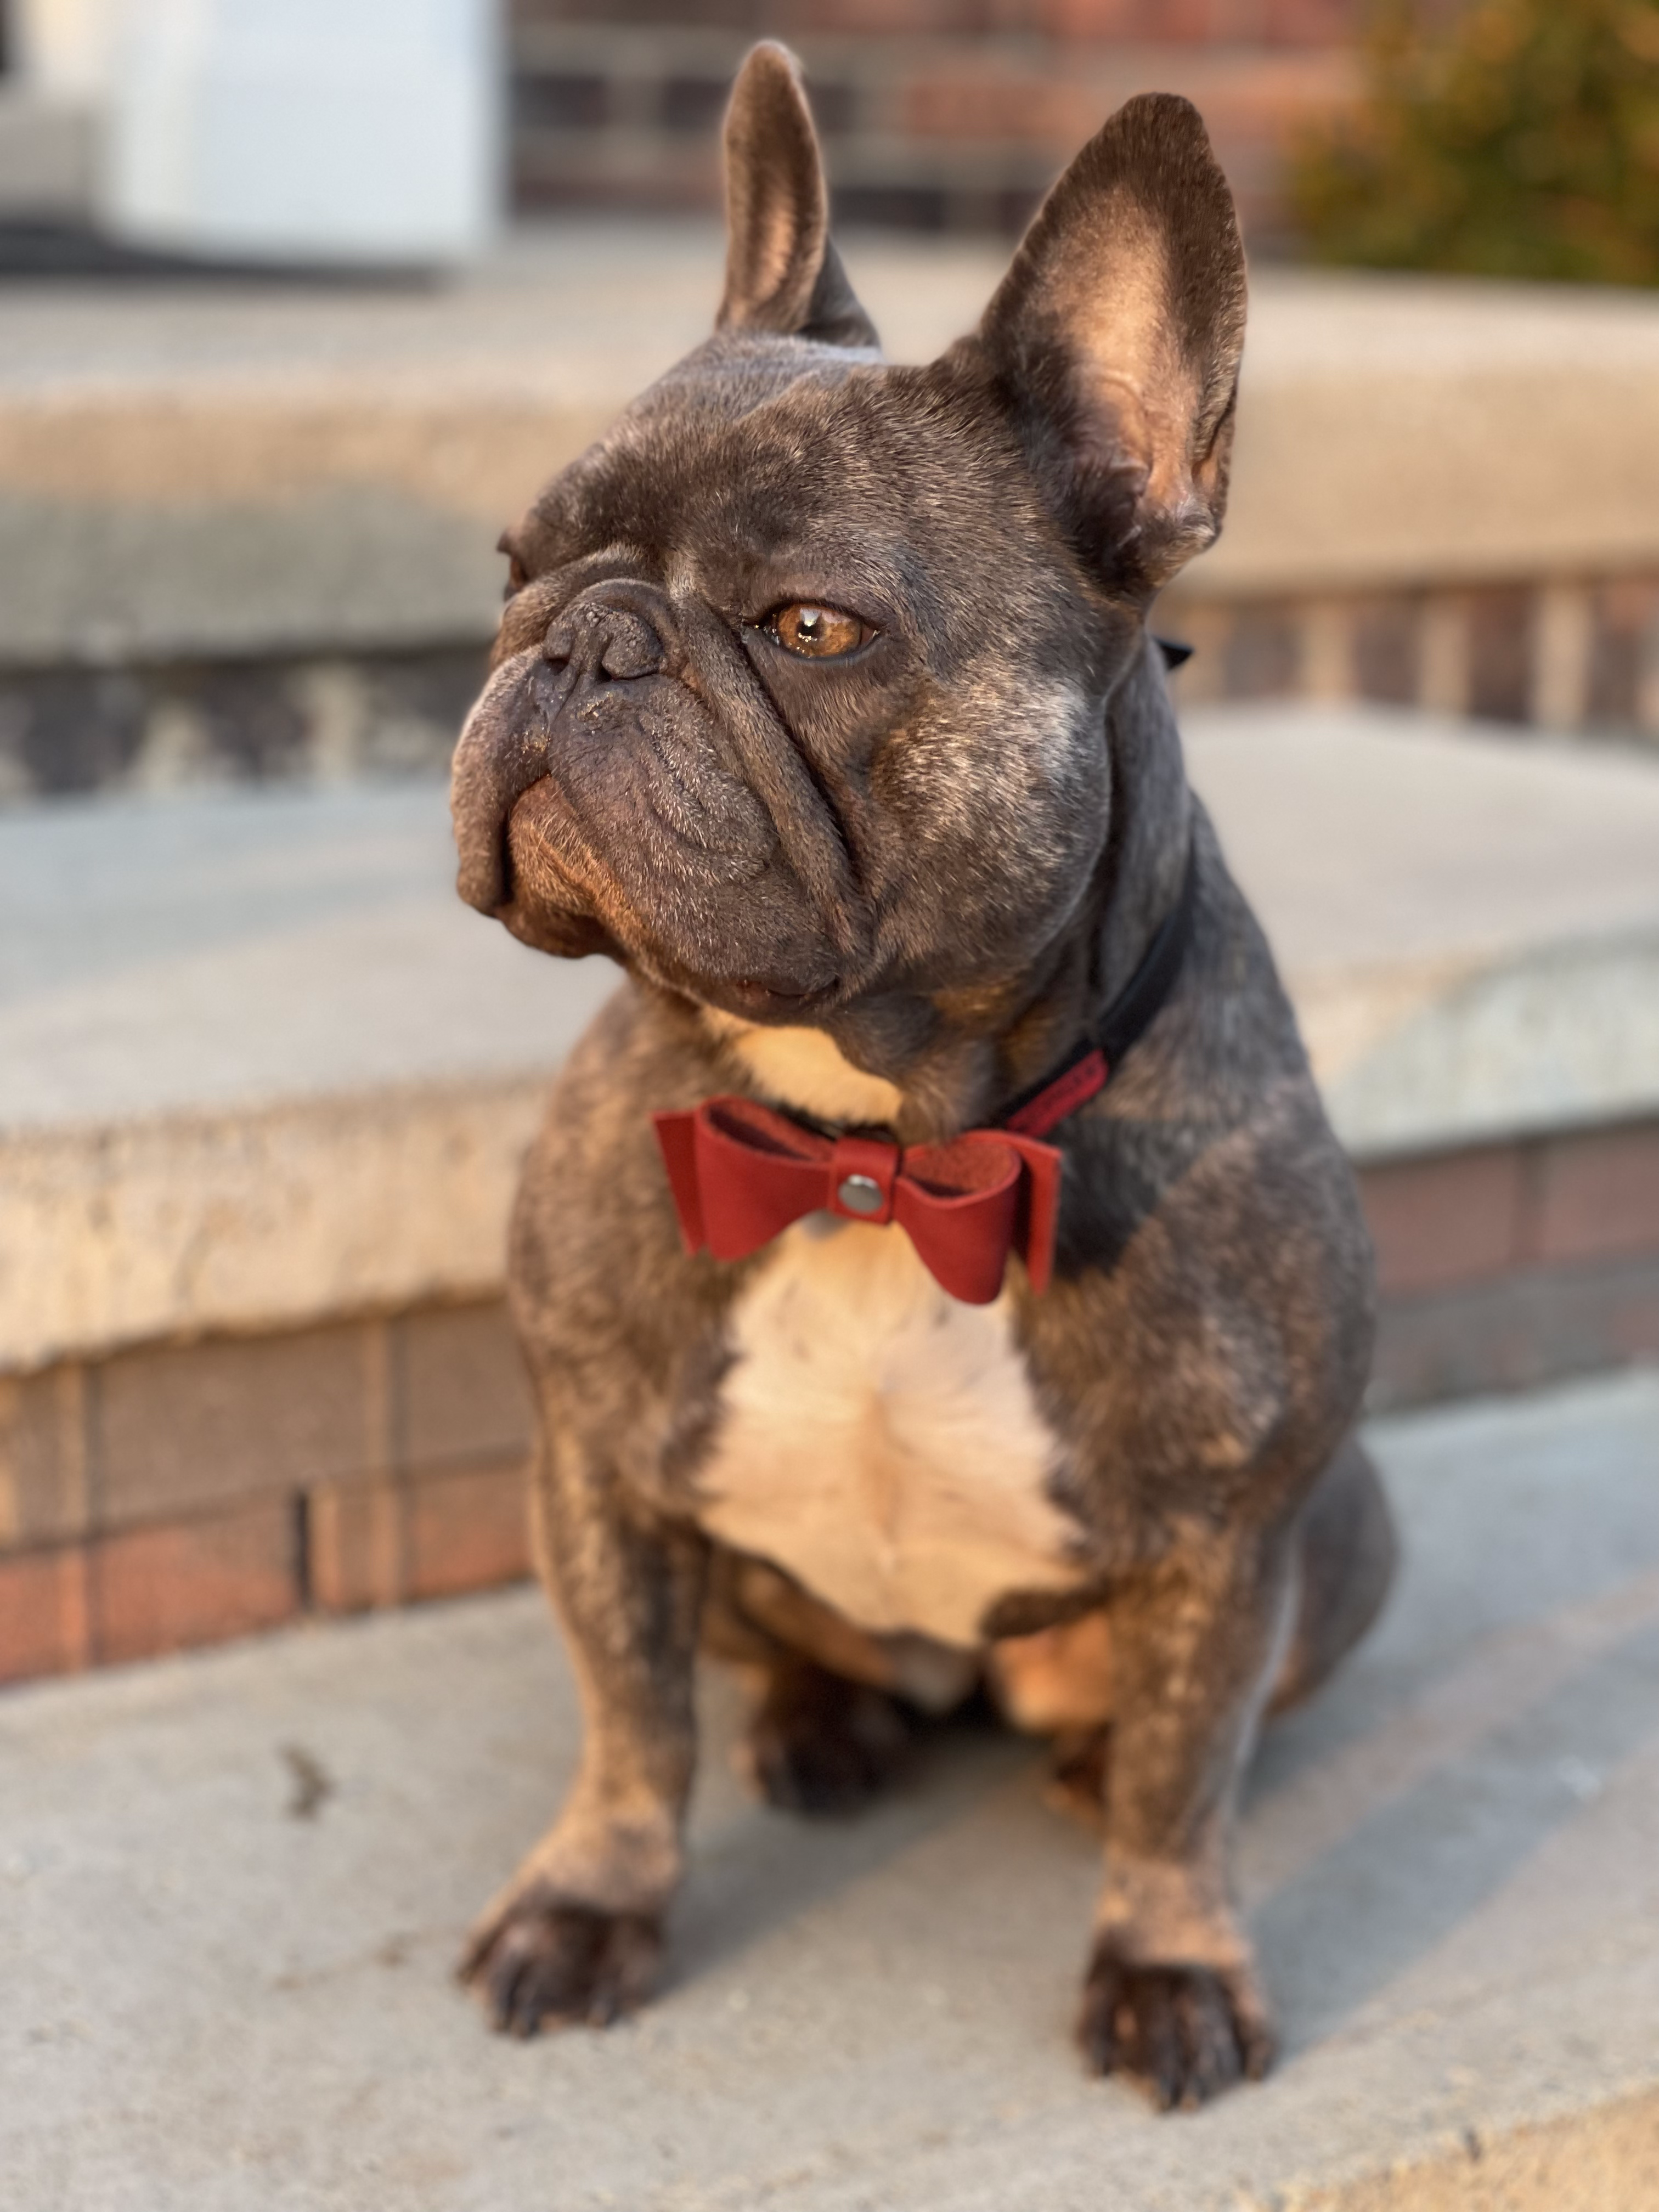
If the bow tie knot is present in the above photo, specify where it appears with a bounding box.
[652,1096,1062,1306]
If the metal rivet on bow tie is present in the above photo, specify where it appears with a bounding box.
[836,1173,884,1217]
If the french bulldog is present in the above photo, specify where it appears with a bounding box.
[449,43,1395,2111]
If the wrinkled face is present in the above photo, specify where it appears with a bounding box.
[451,336,1134,1026]
[450,59,1244,1042]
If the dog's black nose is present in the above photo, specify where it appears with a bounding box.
[545,598,667,685]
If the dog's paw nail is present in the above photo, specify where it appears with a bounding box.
[461,1895,663,2039]
[1076,1943,1271,2111]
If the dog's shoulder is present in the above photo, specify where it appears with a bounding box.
[1031,823,1375,1521]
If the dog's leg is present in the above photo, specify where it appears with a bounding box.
[706,1553,917,1816]
[745,1654,914,1816]
[1045,1726,1113,1825]
[1076,1528,1291,2110]
[460,1425,707,2038]
[1271,1434,1398,1716]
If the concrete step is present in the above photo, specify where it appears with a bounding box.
[4,234,1659,800]
[2,1368,1656,2210]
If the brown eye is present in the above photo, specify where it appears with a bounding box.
[770,603,871,658]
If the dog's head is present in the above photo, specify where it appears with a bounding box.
[452,44,1244,1048]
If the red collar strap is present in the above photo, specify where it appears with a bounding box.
[654,840,1198,1306]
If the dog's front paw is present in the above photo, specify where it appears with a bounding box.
[1076,1940,1274,2111]
[460,1891,663,2039]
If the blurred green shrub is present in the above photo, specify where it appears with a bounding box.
[1292,0,1659,284]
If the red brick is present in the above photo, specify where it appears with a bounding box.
[1039,0,1252,37]
[1352,592,1424,707]
[0,1547,91,1685]
[785,0,994,31]
[308,1478,407,1615]
[1359,1146,1526,1297]
[90,1499,299,1666]
[1192,50,1360,139]
[1037,0,1161,36]
[98,1322,386,1530]
[1371,1253,1659,1412]
[308,1454,533,1615]
[1260,0,1362,44]
[1466,584,1534,725]
[1530,1124,1659,1268]
[1222,597,1301,698]
[1148,594,1232,704]
[398,1302,534,1472]
[0,1365,89,1552]
[406,1461,532,1602]
[1588,579,1659,727]
[901,69,1098,148]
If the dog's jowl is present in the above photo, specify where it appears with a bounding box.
[450,42,1395,2111]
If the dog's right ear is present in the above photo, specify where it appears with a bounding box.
[973,93,1246,600]
[716,43,878,351]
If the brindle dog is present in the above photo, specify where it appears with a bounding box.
[450,43,1395,2111]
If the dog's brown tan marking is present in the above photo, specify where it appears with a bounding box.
[452,41,1394,2108]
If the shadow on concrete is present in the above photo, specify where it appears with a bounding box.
[673,1702,1053,1988]
[1254,1618,1659,2052]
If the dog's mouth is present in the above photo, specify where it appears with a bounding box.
[697,973,840,1021]
[487,769,849,1018]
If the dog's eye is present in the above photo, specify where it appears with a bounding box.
[769,603,871,658]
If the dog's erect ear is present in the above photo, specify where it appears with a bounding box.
[975,93,1245,597]
[716,43,878,351]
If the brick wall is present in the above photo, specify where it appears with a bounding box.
[3,1114,1657,1692]
[1366,1121,1659,1408]
[0,1303,536,1686]
[508,0,1365,238]
[1164,574,1659,740]
[513,3,1365,43]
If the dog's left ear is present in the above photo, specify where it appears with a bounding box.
[716,42,878,351]
[974,93,1246,598]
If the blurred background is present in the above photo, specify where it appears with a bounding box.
[3,9,1659,2201]
[2,0,1658,804]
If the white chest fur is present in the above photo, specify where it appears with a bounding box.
[696,1216,1086,1647]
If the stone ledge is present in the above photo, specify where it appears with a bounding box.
[1,1080,549,1377]
[1186,707,1659,1159]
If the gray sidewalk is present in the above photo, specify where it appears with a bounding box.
[4,1369,1657,2211]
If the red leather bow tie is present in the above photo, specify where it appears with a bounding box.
[652,1097,1062,1306]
